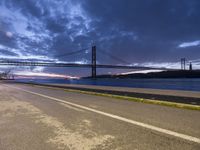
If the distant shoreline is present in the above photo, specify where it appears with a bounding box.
[84,70,200,79]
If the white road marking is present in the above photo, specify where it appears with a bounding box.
[5,84,200,144]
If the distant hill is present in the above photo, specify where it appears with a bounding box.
[88,70,200,79]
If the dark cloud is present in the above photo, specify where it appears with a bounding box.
[81,0,200,62]
[0,49,17,56]
[45,18,67,33]
[83,0,200,37]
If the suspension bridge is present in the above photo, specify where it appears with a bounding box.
[0,46,195,78]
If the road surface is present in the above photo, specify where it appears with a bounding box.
[0,82,200,150]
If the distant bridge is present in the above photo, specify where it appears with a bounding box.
[0,60,166,69]
[0,46,174,78]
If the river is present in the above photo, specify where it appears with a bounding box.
[16,78,200,92]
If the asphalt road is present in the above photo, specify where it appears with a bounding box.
[0,82,200,150]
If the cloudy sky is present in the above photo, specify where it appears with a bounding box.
[0,0,200,77]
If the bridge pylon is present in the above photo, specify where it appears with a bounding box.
[91,45,96,78]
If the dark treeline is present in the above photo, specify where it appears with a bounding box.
[88,70,200,79]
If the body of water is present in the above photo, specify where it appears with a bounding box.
[16,78,200,92]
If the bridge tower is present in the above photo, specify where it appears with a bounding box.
[189,62,192,71]
[91,45,96,78]
[181,58,186,70]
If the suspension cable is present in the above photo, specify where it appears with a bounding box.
[55,47,89,58]
[98,49,131,65]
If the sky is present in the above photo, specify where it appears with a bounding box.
[0,0,200,77]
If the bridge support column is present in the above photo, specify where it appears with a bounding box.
[92,46,96,78]
[181,58,186,70]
